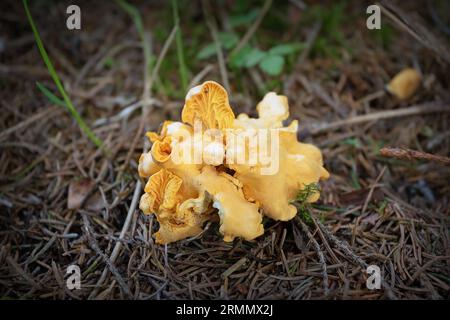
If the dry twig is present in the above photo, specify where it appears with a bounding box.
[308,102,450,134]
[295,217,330,296]
[380,147,450,165]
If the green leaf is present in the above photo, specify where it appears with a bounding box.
[244,48,266,68]
[259,54,284,76]
[269,43,303,56]
[218,32,238,49]
[229,9,259,28]
[229,45,252,68]
[197,43,217,60]
[36,82,67,108]
[197,32,238,60]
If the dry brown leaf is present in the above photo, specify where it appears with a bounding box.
[67,178,95,210]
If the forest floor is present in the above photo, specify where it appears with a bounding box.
[0,0,449,299]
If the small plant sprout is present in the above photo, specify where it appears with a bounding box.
[293,183,321,225]
[296,183,321,203]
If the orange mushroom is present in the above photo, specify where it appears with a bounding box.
[386,68,421,100]
[182,81,235,130]
[138,82,329,244]
[232,93,329,221]
[139,169,211,244]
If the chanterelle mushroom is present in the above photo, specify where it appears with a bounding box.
[182,80,235,130]
[386,68,421,100]
[196,166,264,242]
[233,93,329,221]
[139,81,329,244]
[139,168,210,244]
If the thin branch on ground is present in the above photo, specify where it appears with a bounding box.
[82,214,133,298]
[380,147,450,165]
[308,101,450,134]
[313,217,367,269]
[295,217,330,296]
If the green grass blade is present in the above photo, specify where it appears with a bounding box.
[115,0,154,102]
[115,0,152,71]
[115,0,143,33]
[36,82,66,108]
[171,0,188,92]
[22,0,103,148]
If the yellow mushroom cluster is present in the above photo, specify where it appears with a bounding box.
[138,81,329,244]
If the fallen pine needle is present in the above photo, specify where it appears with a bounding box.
[89,180,142,299]
[380,147,450,165]
[295,217,329,296]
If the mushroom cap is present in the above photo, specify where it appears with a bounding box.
[256,92,289,126]
[387,68,421,100]
[151,136,172,163]
[138,152,160,178]
[155,220,204,244]
[140,169,183,214]
[139,169,211,244]
[231,94,329,221]
[182,81,235,130]
[235,92,289,129]
[197,166,264,242]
